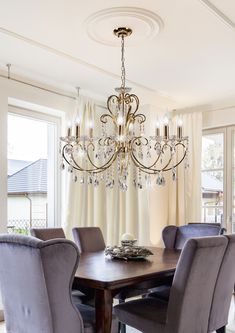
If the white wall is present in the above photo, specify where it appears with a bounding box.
[8,194,47,224]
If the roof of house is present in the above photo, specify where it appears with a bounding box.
[8,159,32,176]
[8,159,47,194]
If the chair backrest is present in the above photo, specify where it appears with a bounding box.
[189,222,226,235]
[208,234,235,331]
[30,227,66,240]
[72,227,105,253]
[162,224,223,249]
[166,236,228,333]
[0,234,83,333]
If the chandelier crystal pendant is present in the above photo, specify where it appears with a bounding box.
[60,27,189,191]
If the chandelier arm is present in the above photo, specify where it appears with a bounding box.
[106,95,119,116]
[85,143,120,172]
[129,94,140,116]
[131,136,162,169]
[152,142,186,172]
[158,142,175,171]
[162,142,187,172]
[98,136,116,146]
[62,144,84,172]
[62,143,118,173]
[100,113,115,124]
[130,153,160,174]
[133,113,146,124]
[130,139,187,172]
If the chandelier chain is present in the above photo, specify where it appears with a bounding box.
[121,35,126,90]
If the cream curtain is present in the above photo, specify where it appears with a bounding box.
[149,112,202,245]
[62,100,202,247]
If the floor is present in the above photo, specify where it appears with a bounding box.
[1,297,235,332]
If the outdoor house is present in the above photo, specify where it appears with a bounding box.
[7,159,47,232]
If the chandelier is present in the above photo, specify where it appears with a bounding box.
[60,27,189,191]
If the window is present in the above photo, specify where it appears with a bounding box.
[7,108,60,234]
[202,126,235,232]
[202,131,224,223]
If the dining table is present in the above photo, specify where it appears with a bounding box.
[75,247,181,333]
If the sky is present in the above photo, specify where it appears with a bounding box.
[8,114,48,161]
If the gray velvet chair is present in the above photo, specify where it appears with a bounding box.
[114,236,228,333]
[163,223,223,249]
[72,227,148,333]
[188,223,226,235]
[30,227,89,305]
[72,227,106,253]
[30,227,66,240]
[208,234,235,333]
[0,234,118,333]
[149,223,224,301]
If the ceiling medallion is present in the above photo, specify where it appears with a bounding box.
[85,7,164,46]
[60,27,189,191]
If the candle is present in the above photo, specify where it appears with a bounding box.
[75,117,80,140]
[163,116,169,139]
[67,122,72,137]
[177,117,183,139]
[88,120,94,138]
[155,119,160,137]
[117,114,124,136]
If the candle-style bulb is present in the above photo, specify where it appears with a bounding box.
[177,116,183,139]
[88,120,94,138]
[75,117,81,139]
[155,118,160,137]
[67,121,72,137]
[163,116,169,139]
[117,115,124,126]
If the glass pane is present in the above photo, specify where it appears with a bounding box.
[202,133,223,170]
[7,114,52,234]
[202,171,223,223]
[202,207,223,223]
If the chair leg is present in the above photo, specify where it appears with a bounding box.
[216,326,226,333]
[120,323,126,333]
[118,299,126,333]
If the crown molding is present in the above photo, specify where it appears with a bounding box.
[198,0,235,32]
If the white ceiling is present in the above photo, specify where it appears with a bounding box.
[0,0,235,109]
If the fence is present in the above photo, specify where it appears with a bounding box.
[7,219,47,235]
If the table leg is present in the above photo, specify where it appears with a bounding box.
[95,289,113,333]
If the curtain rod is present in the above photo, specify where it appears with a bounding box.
[0,67,106,109]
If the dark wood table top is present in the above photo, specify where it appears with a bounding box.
[75,247,181,289]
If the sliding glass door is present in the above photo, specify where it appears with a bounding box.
[202,126,235,232]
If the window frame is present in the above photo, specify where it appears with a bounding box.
[201,126,235,232]
[8,105,62,228]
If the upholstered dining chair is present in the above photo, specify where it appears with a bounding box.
[72,227,150,333]
[162,223,223,250]
[30,227,87,305]
[30,227,66,240]
[188,222,226,235]
[0,234,118,333]
[72,227,106,253]
[208,234,235,333]
[149,223,224,301]
[114,236,228,333]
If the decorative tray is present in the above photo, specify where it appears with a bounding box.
[105,245,153,261]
